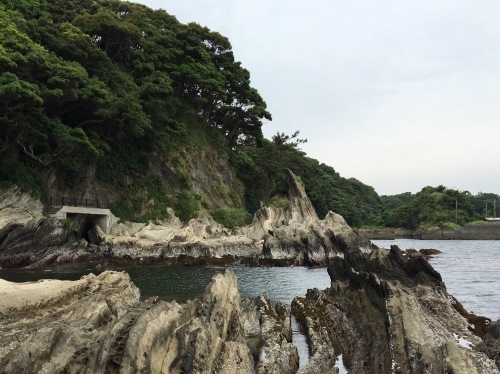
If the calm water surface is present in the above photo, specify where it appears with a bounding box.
[0,264,331,304]
[1,241,497,321]
[372,239,500,320]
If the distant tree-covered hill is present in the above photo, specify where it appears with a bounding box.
[379,187,499,229]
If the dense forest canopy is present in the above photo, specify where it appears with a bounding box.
[0,0,498,229]
[0,0,270,177]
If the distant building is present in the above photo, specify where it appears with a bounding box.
[485,217,500,223]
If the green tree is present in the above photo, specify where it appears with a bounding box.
[380,186,480,229]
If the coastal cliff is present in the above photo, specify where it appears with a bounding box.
[0,170,371,268]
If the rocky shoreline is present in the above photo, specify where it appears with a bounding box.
[1,174,500,372]
[0,170,370,269]
[0,269,300,373]
[1,255,499,372]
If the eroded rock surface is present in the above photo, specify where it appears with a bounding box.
[292,245,499,373]
[0,186,43,230]
[0,270,300,373]
[0,170,368,268]
[477,320,500,370]
[242,294,299,373]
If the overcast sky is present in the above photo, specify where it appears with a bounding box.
[134,0,500,196]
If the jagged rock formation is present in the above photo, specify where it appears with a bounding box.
[0,170,368,268]
[1,180,499,372]
[241,294,299,373]
[0,270,298,373]
[240,169,370,266]
[0,217,91,268]
[292,245,499,373]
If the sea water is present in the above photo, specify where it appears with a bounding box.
[0,264,331,371]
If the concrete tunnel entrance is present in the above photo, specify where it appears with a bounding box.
[54,206,119,237]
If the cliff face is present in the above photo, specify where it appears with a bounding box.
[41,147,243,212]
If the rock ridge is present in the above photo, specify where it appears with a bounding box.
[292,245,499,373]
[0,170,370,268]
[0,270,301,373]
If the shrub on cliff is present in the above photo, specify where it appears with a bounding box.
[210,208,253,229]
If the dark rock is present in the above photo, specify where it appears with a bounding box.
[294,245,498,373]
[419,247,442,260]
[477,320,500,370]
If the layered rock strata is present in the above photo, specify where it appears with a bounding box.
[1,181,499,372]
[241,294,299,373]
[0,269,298,373]
[0,170,370,268]
[292,245,499,373]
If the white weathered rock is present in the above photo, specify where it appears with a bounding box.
[0,186,43,229]
[0,170,365,268]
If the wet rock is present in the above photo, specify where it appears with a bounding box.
[419,247,442,260]
[291,289,338,373]
[476,320,500,369]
